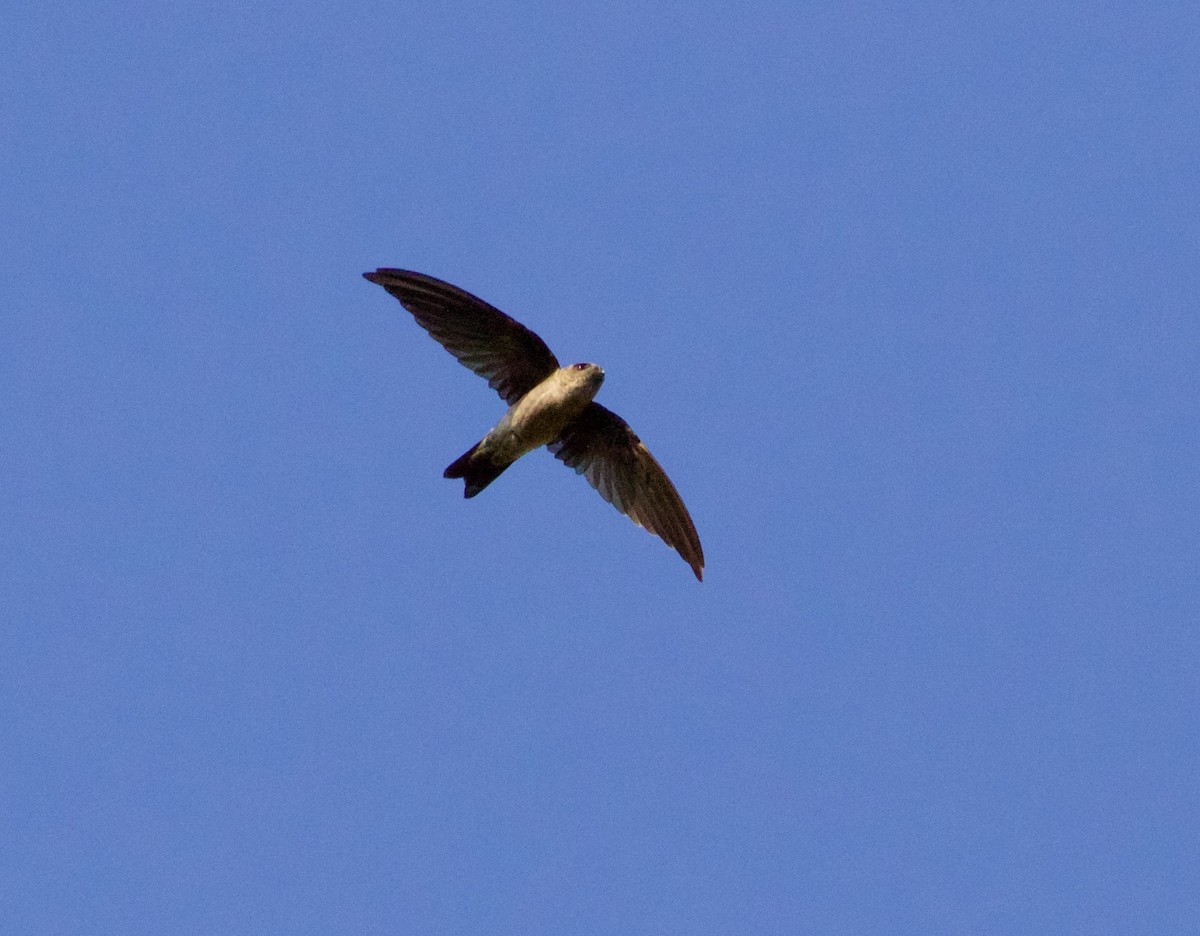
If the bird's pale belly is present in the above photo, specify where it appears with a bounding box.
[481,373,596,460]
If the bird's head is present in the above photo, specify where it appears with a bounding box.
[558,362,605,402]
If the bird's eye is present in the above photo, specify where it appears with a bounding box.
[572,363,589,370]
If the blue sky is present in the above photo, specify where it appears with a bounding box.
[3,2,1198,933]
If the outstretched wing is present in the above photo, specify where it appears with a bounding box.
[364,269,559,404]
[550,403,705,581]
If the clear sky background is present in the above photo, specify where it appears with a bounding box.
[3,2,1197,933]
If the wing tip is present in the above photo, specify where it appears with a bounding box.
[363,268,406,285]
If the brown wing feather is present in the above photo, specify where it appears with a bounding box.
[550,403,705,581]
[363,269,559,404]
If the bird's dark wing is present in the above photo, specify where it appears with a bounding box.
[363,269,559,404]
[550,403,704,581]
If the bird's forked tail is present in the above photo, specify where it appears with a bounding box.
[443,442,512,498]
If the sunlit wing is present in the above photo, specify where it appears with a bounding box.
[550,403,704,580]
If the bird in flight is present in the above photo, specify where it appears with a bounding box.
[363,269,705,580]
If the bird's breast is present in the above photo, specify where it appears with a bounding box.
[497,371,596,452]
